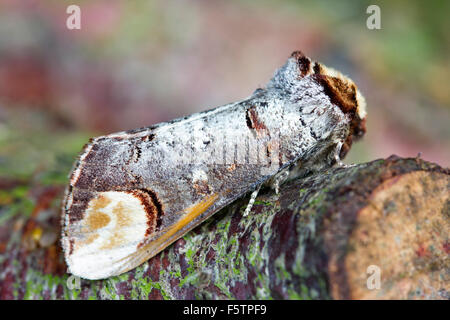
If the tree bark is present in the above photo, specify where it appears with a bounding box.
[0,155,448,299]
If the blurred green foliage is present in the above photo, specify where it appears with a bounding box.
[0,0,448,187]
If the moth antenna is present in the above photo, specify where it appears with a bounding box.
[243,185,262,217]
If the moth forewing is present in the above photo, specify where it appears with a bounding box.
[62,51,366,280]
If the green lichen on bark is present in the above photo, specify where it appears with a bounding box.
[0,156,448,299]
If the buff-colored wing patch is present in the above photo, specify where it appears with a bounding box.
[64,191,218,280]
[63,191,150,279]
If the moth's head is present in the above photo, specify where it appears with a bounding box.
[268,51,367,158]
[308,56,367,158]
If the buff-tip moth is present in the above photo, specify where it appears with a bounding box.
[61,51,367,280]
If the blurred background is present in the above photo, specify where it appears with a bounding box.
[0,0,448,193]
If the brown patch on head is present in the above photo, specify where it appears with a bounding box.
[291,51,311,76]
[313,74,357,114]
[246,106,268,136]
[311,71,366,159]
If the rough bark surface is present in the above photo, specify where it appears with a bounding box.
[0,156,448,299]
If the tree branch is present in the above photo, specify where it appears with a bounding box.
[0,156,448,299]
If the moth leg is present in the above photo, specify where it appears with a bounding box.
[271,169,289,194]
[333,140,344,167]
[243,184,261,217]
